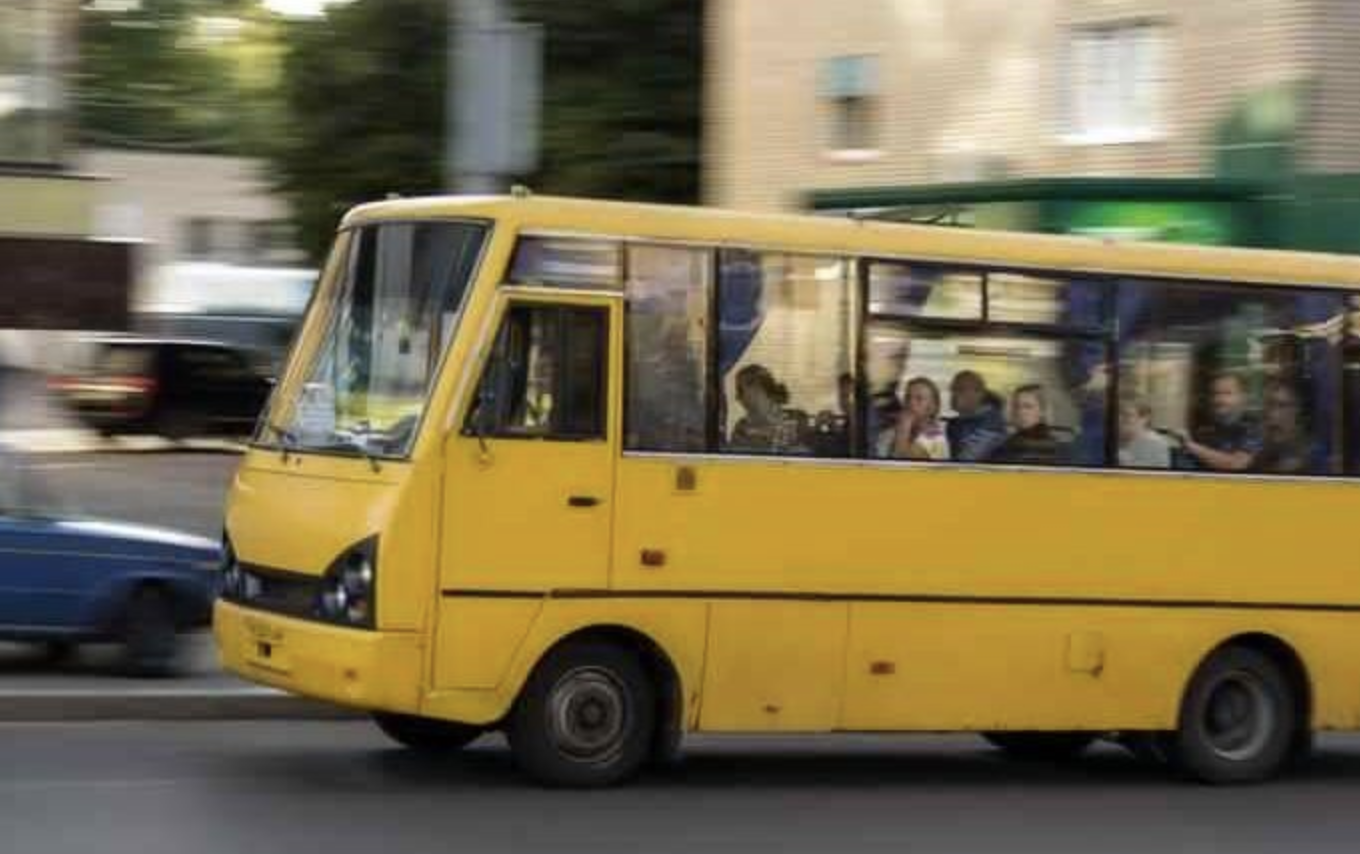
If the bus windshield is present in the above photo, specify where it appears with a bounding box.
[261,220,487,458]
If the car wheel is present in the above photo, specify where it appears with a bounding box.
[372,712,483,753]
[1167,646,1298,784]
[983,731,1097,761]
[121,586,181,678]
[507,641,656,788]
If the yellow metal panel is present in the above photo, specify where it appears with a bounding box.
[700,602,848,732]
[421,598,708,728]
[215,600,424,713]
[227,452,438,631]
[613,458,1360,606]
[433,598,543,689]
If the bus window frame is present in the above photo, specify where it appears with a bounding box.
[250,216,493,464]
[502,228,1360,481]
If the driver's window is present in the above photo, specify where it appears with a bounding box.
[466,303,609,440]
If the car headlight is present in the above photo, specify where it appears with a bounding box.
[315,538,377,628]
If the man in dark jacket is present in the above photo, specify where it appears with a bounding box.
[946,370,1008,462]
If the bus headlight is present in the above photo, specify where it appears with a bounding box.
[220,539,244,600]
[315,538,378,628]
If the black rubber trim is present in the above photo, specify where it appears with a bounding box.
[440,588,1360,613]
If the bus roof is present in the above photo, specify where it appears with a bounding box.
[341,194,1360,290]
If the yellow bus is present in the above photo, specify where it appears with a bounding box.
[216,194,1360,787]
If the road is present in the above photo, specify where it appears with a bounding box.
[32,450,239,539]
[4,723,1360,854]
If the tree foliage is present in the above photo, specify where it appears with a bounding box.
[76,0,282,155]
[269,0,448,261]
[513,0,702,205]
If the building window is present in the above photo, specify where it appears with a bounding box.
[1064,22,1165,143]
[819,55,879,153]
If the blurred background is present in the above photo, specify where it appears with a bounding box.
[3,1,1359,419]
[2,0,1360,671]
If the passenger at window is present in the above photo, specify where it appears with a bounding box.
[946,370,1008,462]
[1117,397,1171,468]
[1252,380,1312,474]
[811,372,854,457]
[1176,372,1261,472]
[876,376,950,460]
[991,384,1064,465]
[729,364,810,454]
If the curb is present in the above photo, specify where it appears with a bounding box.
[0,689,362,722]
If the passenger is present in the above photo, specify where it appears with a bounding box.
[729,364,809,454]
[1252,380,1312,474]
[990,384,1064,465]
[876,376,950,460]
[946,370,1008,462]
[1117,396,1172,469]
[811,372,854,457]
[1177,372,1261,472]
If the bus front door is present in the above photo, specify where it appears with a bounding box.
[433,296,619,691]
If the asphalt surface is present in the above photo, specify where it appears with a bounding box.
[3,723,1360,854]
[31,450,239,539]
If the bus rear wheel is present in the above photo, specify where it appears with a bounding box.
[507,640,656,788]
[1168,645,1298,784]
[372,712,482,753]
[982,731,1096,761]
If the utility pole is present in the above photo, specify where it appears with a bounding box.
[448,0,541,195]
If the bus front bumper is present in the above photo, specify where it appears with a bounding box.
[214,599,423,714]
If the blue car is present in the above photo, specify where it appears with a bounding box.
[0,451,220,675]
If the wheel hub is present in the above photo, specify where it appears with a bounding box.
[548,666,629,763]
[1202,671,1274,761]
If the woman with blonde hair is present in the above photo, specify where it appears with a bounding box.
[877,376,950,460]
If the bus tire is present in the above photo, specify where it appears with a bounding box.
[982,731,1096,761]
[1168,645,1297,784]
[372,712,482,753]
[507,640,656,788]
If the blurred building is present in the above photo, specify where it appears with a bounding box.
[0,0,131,369]
[76,148,314,363]
[82,148,306,279]
[706,0,1360,253]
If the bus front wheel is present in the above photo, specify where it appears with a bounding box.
[372,712,483,753]
[507,640,656,788]
[1168,645,1298,784]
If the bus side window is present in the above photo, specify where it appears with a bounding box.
[465,303,608,441]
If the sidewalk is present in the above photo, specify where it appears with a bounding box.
[0,635,355,721]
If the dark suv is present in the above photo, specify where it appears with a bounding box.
[51,337,272,440]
